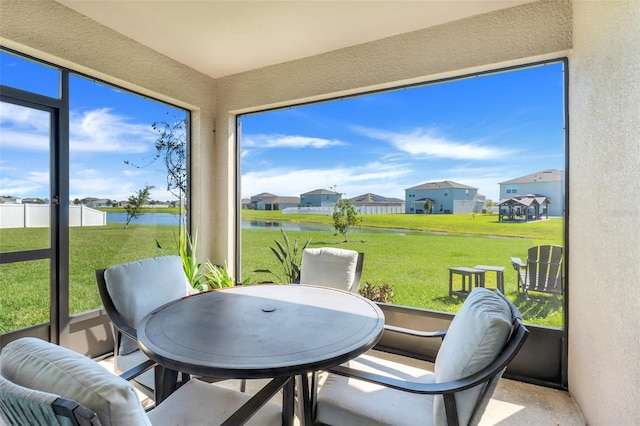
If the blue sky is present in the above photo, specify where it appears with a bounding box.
[1,50,564,203]
[241,62,565,201]
[1,50,185,202]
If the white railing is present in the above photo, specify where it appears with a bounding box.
[0,204,106,228]
[282,205,404,215]
[282,206,333,215]
[354,205,404,215]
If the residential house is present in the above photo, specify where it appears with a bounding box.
[499,169,564,216]
[86,199,111,208]
[405,181,479,214]
[249,193,299,210]
[249,192,277,210]
[348,193,404,208]
[0,196,20,204]
[300,189,339,207]
[2,2,638,423]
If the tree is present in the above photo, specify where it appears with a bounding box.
[485,199,494,213]
[332,189,360,242]
[125,114,187,224]
[423,199,433,214]
[124,185,154,229]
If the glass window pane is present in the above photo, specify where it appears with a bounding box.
[240,62,566,329]
[0,101,51,251]
[0,50,60,98]
[0,259,50,334]
[68,74,188,315]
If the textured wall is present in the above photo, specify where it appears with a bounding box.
[569,1,640,423]
[216,0,572,113]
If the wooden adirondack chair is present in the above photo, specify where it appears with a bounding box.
[511,245,563,297]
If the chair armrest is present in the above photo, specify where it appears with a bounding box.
[52,397,99,426]
[329,320,528,396]
[510,257,525,269]
[114,321,138,341]
[329,357,498,396]
[118,359,156,382]
[384,324,446,340]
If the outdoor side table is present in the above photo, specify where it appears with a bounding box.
[448,267,486,297]
[474,265,505,293]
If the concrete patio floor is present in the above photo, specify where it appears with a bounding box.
[99,350,585,425]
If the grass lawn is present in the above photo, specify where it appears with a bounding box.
[242,228,563,328]
[0,224,181,334]
[1,211,565,333]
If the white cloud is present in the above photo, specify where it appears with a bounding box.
[1,105,155,154]
[0,175,46,197]
[243,134,344,149]
[355,126,512,160]
[70,108,154,153]
[242,162,411,199]
[0,129,49,151]
[0,103,50,132]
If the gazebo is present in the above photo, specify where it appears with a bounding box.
[498,194,550,222]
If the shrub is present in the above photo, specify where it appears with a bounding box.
[359,281,395,303]
[254,229,311,283]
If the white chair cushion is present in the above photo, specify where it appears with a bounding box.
[433,288,513,425]
[105,256,191,354]
[316,354,435,426]
[299,248,358,291]
[0,337,150,426]
[148,379,282,426]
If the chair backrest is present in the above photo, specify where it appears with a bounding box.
[526,245,563,294]
[0,338,150,426]
[96,256,194,355]
[0,373,100,426]
[299,247,364,293]
[433,288,528,426]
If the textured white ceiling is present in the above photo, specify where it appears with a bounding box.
[55,1,533,79]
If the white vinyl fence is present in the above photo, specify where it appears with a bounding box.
[0,204,106,228]
[282,205,404,215]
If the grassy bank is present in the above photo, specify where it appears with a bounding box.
[242,209,563,240]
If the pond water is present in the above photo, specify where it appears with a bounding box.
[107,213,409,235]
[107,212,184,226]
[243,219,411,235]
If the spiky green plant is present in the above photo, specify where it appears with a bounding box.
[158,229,235,291]
[202,261,236,289]
[254,229,311,283]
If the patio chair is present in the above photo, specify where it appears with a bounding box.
[0,337,283,426]
[313,288,529,426]
[96,256,197,398]
[299,247,364,293]
[511,245,563,297]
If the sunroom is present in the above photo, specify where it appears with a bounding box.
[1,1,638,425]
